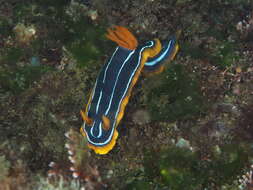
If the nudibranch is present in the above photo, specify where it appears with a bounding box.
[80,26,179,154]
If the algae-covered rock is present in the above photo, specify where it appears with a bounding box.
[0,155,10,181]
[144,144,248,189]
[144,63,204,121]
[0,64,53,94]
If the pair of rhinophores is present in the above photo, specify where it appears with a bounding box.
[80,26,179,154]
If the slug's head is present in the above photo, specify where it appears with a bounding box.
[80,110,118,155]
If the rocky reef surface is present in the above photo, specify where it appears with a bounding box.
[0,0,253,189]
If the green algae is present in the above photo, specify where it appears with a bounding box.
[210,41,239,68]
[62,21,106,68]
[144,144,248,189]
[0,19,12,37]
[125,180,151,190]
[181,43,208,59]
[66,24,106,68]
[182,40,239,69]
[145,63,204,122]
[37,0,70,7]
[2,47,24,65]
[9,0,106,68]
[0,155,10,181]
[0,64,53,94]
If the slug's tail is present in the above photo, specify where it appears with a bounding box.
[106,26,138,50]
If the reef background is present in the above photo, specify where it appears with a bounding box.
[1,0,253,189]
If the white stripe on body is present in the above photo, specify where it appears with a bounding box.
[103,47,119,83]
[145,40,172,66]
[104,50,135,115]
